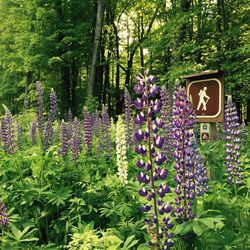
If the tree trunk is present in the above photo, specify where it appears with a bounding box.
[97,45,105,107]
[103,51,111,105]
[87,0,105,96]
[125,50,136,87]
[111,17,122,115]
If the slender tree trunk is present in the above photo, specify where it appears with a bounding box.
[139,15,144,68]
[88,0,105,96]
[125,50,135,87]
[112,18,122,115]
[104,51,111,105]
[140,46,144,68]
[97,45,105,107]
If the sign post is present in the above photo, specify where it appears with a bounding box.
[181,70,224,143]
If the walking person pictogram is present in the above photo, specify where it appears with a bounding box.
[197,86,210,111]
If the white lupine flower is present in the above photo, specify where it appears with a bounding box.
[116,116,129,185]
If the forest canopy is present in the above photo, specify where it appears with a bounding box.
[0,0,249,116]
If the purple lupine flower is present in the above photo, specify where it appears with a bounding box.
[49,88,57,122]
[172,82,197,221]
[134,71,174,249]
[43,122,54,152]
[59,120,69,157]
[30,120,37,145]
[124,87,133,147]
[67,109,73,139]
[0,200,8,226]
[102,105,112,158]
[35,81,44,138]
[224,101,243,185]
[92,111,103,154]
[1,105,16,154]
[192,135,208,196]
[17,121,22,148]
[160,87,172,160]
[83,107,93,153]
[92,111,99,137]
[43,89,58,151]
[71,117,81,161]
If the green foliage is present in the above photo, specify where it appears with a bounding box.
[0,0,249,115]
[84,96,99,114]
[0,111,249,249]
[66,222,142,250]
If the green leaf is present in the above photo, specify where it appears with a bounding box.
[20,237,39,242]
[174,221,193,235]
[122,235,139,249]
[199,217,225,230]
[137,243,150,250]
[193,220,205,236]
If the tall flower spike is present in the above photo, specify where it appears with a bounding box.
[124,87,133,148]
[191,135,208,196]
[30,120,37,145]
[83,107,93,153]
[102,105,112,158]
[59,120,69,157]
[71,117,81,161]
[134,71,174,249]
[224,101,243,185]
[35,81,44,138]
[116,116,129,185]
[49,88,58,122]
[160,87,172,160]
[94,112,104,155]
[92,111,99,137]
[67,109,73,141]
[43,88,58,151]
[0,200,8,226]
[172,82,197,221]
[1,105,16,154]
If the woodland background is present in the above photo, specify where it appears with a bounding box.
[0,0,249,117]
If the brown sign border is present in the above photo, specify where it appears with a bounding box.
[187,78,222,118]
[182,70,224,123]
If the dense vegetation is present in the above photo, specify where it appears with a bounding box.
[0,73,249,249]
[0,0,249,116]
[0,0,249,249]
